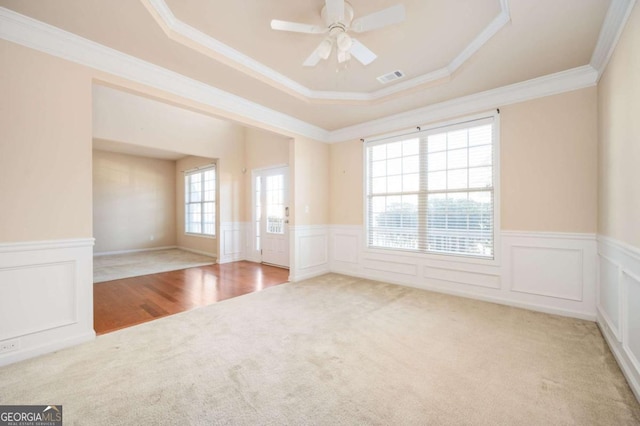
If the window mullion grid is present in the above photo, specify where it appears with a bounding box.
[366,118,495,259]
[466,131,470,231]
[200,173,205,234]
[186,175,191,233]
[418,137,428,252]
[366,149,373,244]
[184,168,214,236]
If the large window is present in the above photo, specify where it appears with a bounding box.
[366,115,497,259]
[185,165,216,237]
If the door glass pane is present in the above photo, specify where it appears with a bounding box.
[255,176,262,250]
[265,174,284,235]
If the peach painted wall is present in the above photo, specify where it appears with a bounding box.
[597,4,640,249]
[292,136,329,226]
[244,127,290,223]
[2,37,601,245]
[330,139,363,225]
[500,87,598,233]
[0,40,253,248]
[329,87,598,234]
[92,84,244,159]
[0,39,93,242]
[93,150,177,253]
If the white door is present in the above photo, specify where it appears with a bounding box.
[254,166,289,268]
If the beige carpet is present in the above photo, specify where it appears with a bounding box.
[93,248,216,283]
[1,274,639,425]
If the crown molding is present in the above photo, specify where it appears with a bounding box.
[0,7,329,142]
[0,6,610,145]
[141,0,510,104]
[447,0,511,74]
[0,238,95,253]
[140,0,314,101]
[327,65,599,143]
[590,0,637,78]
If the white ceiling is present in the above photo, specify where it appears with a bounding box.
[0,0,628,135]
[163,0,503,94]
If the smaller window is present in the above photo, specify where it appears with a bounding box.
[185,165,216,237]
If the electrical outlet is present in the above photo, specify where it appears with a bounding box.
[0,338,20,354]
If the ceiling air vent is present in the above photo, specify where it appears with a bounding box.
[377,70,405,84]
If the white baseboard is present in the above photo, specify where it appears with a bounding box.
[0,238,95,366]
[245,252,262,264]
[337,268,596,321]
[0,331,95,367]
[597,235,640,402]
[597,309,640,402]
[329,226,597,320]
[94,245,177,257]
[176,246,217,259]
[289,265,330,282]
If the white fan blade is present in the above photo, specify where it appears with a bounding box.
[325,0,345,24]
[271,19,326,34]
[303,50,321,67]
[351,4,406,33]
[350,39,377,66]
[304,39,333,66]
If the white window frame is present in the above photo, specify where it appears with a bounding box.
[362,111,501,266]
[184,164,217,238]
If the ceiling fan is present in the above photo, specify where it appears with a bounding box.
[270,0,406,67]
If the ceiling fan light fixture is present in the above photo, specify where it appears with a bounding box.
[336,32,352,52]
[317,39,333,60]
[337,50,350,64]
[271,0,406,68]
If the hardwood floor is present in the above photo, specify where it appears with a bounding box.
[93,261,289,335]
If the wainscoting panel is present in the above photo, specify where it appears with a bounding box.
[363,257,418,276]
[299,235,328,269]
[0,239,95,366]
[218,222,248,264]
[329,226,597,320]
[289,226,329,281]
[502,232,596,319]
[622,271,640,377]
[0,261,76,341]
[423,265,501,289]
[598,254,621,340]
[333,234,359,264]
[597,235,640,402]
[510,246,583,301]
[329,226,361,276]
